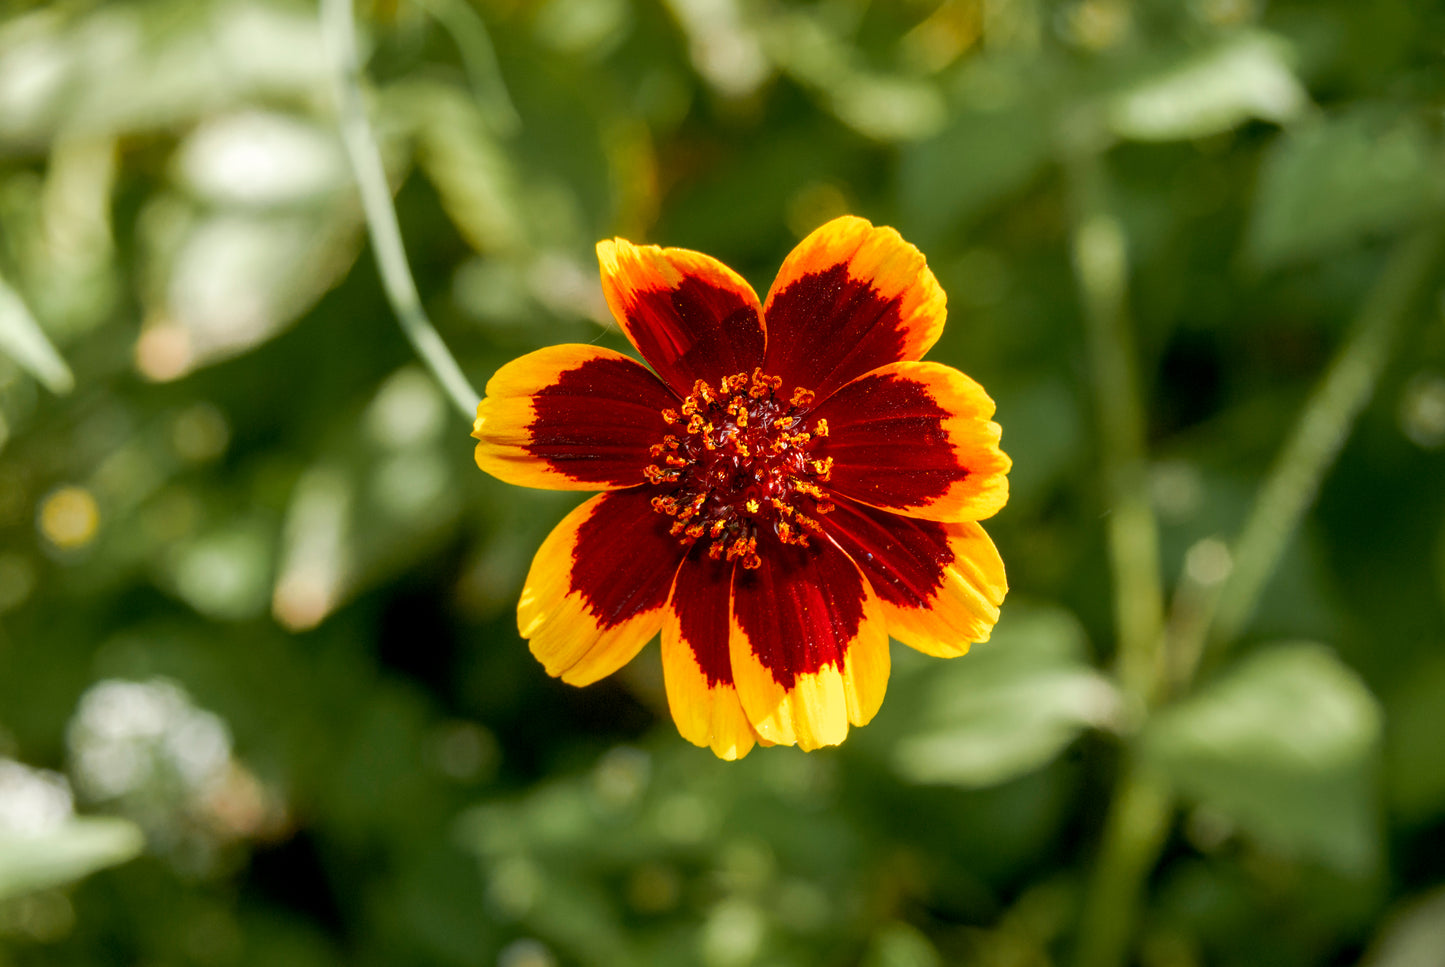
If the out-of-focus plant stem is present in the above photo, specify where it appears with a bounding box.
[1067,136,1440,967]
[1068,153,1166,710]
[1166,225,1443,689]
[1066,144,1171,967]
[414,0,521,136]
[1075,763,1173,967]
[321,0,482,420]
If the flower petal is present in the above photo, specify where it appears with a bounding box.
[597,238,766,394]
[728,532,890,750]
[813,361,1010,522]
[762,215,946,400]
[518,490,684,685]
[820,499,1007,657]
[662,547,756,760]
[473,345,674,491]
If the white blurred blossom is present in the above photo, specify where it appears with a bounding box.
[67,678,231,802]
[0,759,74,835]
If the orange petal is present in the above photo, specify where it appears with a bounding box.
[727,532,890,750]
[820,499,1007,658]
[518,490,684,685]
[762,215,947,400]
[890,521,1006,656]
[813,360,1010,522]
[661,548,756,760]
[597,238,765,395]
[473,345,675,491]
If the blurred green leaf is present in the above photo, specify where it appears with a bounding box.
[271,463,353,632]
[767,11,945,142]
[989,379,1084,511]
[159,521,274,621]
[828,73,948,144]
[1106,31,1308,142]
[1384,654,1445,823]
[0,0,329,147]
[663,0,770,99]
[0,817,144,901]
[899,102,1053,242]
[173,111,346,210]
[533,0,631,58]
[270,369,461,631]
[1246,106,1445,269]
[1358,887,1445,967]
[400,81,525,256]
[892,604,1119,788]
[139,203,363,376]
[862,922,942,967]
[0,271,73,393]
[416,0,520,135]
[1143,643,1382,873]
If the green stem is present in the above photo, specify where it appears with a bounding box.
[1074,764,1174,967]
[1066,148,1172,967]
[1067,154,1167,709]
[1167,225,1443,688]
[321,0,482,420]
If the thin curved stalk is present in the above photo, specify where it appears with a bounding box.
[415,0,521,136]
[321,0,481,420]
[1167,225,1442,689]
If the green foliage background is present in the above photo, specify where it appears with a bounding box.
[2,0,1445,965]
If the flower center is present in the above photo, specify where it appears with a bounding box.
[645,369,833,569]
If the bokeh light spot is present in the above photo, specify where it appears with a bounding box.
[38,485,99,550]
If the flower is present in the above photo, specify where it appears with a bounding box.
[473,216,1010,759]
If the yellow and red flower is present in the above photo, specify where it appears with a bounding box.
[473,216,1010,759]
